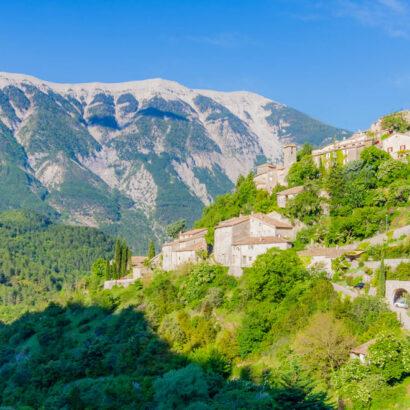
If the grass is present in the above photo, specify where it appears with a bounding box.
[371,376,410,409]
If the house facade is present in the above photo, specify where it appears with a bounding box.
[381,133,409,160]
[162,228,208,271]
[231,236,292,268]
[312,133,374,169]
[277,186,304,208]
[213,213,293,271]
[253,144,297,192]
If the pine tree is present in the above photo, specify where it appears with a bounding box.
[148,239,156,259]
[121,239,127,277]
[115,236,121,277]
[127,247,132,269]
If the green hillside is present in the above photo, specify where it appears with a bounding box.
[0,210,114,322]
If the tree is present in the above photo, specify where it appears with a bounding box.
[114,236,121,277]
[378,250,386,297]
[368,332,410,382]
[167,219,186,239]
[121,239,128,277]
[286,155,318,187]
[148,239,156,259]
[245,249,307,303]
[376,159,409,186]
[296,142,313,161]
[360,146,390,171]
[285,189,322,224]
[293,312,355,377]
[153,363,209,409]
[104,259,111,281]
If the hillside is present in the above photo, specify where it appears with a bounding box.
[0,210,114,322]
[0,72,350,251]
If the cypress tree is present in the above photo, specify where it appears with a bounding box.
[148,239,156,259]
[104,259,111,280]
[378,246,386,297]
[115,236,121,276]
[121,239,127,277]
[127,247,132,270]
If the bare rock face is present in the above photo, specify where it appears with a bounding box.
[0,72,350,251]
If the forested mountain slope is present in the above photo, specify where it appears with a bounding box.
[0,72,350,251]
[0,210,113,321]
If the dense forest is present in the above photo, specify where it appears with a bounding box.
[0,142,409,408]
[0,210,114,322]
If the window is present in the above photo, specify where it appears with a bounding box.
[242,256,246,265]
[248,245,254,250]
[387,147,393,152]
[249,256,253,262]
[400,145,406,151]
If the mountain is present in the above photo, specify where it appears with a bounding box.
[0,72,351,251]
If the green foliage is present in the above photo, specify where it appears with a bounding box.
[0,210,113,317]
[376,159,409,186]
[360,146,391,171]
[381,112,410,133]
[286,155,318,187]
[296,142,313,161]
[284,187,322,224]
[166,219,186,239]
[153,363,209,409]
[244,249,307,303]
[148,238,156,259]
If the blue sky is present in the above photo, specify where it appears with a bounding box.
[1,0,409,130]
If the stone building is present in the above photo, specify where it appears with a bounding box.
[103,255,148,289]
[162,228,208,271]
[350,340,375,363]
[253,144,297,192]
[277,186,304,208]
[231,236,292,269]
[381,133,409,160]
[312,133,374,169]
[213,212,293,269]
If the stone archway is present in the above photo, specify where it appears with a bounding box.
[386,280,410,331]
[393,288,408,304]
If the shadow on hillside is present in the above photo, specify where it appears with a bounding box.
[0,302,332,409]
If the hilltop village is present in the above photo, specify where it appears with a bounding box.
[105,110,409,283]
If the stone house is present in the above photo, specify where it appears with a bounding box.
[213,212,293,268]
[350,339,376,363]
[131,256,148,279]
[312,134,374,169]
[297,248,362,274]
[253,144,297,192]
[277,186,304,208]
[103,255,148,289]
[162,228,208,271]
[381,133,409,160]
[231,236,292,268]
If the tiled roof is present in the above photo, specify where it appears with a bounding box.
[253,213,293,229]
[175,242,206,252]
[131,256,147,265]
[215,213,293,230]
[256,163,276,168]
[180,227,207,236]
[233,236,291,245]
[298,248,349,258]
[277,186,304,196]
[350,339,376,356]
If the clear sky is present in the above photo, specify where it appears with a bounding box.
[1,0,409,131]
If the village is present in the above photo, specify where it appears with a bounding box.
[104,111,410,334]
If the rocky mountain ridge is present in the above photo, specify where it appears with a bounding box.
[0,72,350,251]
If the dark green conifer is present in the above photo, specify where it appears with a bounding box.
[105,259,111,280]
[115,236,121,276]
[148,239,156,259]
[121,239,127,277]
